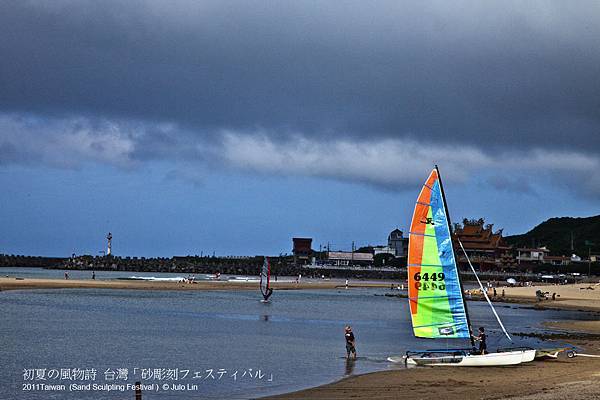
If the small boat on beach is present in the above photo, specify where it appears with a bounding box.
[401,349,526,366]
[388,166,535,367]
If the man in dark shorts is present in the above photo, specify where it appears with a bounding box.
[344,326,357,359]
[472,327,487,355]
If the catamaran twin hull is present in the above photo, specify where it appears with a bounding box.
[389,349,536,367]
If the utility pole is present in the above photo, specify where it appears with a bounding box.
[570,231,574,252]
[586,241,595,276]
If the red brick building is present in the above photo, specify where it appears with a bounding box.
[292,237,313,265]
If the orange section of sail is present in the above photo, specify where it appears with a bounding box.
[407,169,438,315]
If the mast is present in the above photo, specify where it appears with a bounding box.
[435,165,475,348]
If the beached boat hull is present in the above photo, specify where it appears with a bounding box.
[390,350,528,367]
[520,349,536,362]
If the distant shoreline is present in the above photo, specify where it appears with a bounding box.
[2,277,600,312]
[0,277,393,292]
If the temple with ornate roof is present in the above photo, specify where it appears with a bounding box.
[452,218,516,270]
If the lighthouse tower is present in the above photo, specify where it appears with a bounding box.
[106,232,112,256]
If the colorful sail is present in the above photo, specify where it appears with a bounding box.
[260,257,271,298]
[407,168,470,339]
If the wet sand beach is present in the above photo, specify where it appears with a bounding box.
[266,322,600,400]
[263,283,600,400]
[265,350,600,400]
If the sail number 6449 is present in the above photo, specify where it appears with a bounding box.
[413,272,445,291]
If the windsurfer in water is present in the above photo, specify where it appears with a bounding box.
[263,288,273,302]
[472,327,487,355]
[344,326,357,359]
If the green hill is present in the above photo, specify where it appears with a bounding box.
[505,215,600,256]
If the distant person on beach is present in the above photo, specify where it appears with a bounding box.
[472,327,487,355]
[344,326,357,359]
[64,272,69,280]
[92,271,95,280]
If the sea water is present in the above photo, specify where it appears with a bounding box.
[0,287,594,399]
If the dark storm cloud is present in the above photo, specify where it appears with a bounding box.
[1,0,600,152]
[486,175,536,196]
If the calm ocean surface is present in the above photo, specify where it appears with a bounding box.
[1,284,593,399]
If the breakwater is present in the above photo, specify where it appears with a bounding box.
[51,255,405,279]
[0,254,66,268]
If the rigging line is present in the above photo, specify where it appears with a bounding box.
[457,238,513,343]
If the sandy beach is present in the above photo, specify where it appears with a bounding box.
[267,320,600,400]
[263,283,600,400]
[491,282,600,312]
[266,349,600,400]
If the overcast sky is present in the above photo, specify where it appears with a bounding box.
[1,1,598,256]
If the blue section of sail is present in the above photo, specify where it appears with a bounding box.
[430,180,470,339]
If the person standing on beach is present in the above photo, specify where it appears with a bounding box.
[472,327,487,355]
[92,271,95,280]
[344,326,357,359]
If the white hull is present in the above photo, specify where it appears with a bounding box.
[520,349,536,363]
[391,350,529,367]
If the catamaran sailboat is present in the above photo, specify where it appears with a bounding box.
[260,256,274,303]
[388,166,535,366]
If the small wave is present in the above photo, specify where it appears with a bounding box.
[121,276,185,282]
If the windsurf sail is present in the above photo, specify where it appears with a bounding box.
[260,257,272,300]
[407,167,470,339]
